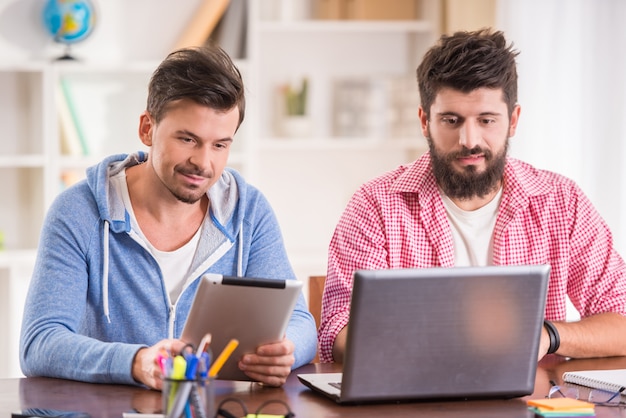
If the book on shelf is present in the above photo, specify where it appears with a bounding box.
[56,81,82,156]
[172,0,231,50]
[210,0,247,59]
[58,77,89,156]
[562,369,626,394]
[345,0,417,20]
[60,170,83,190]
[314,0,342,19]
[314,0,417,20]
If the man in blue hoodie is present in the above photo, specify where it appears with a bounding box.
[19,45,317,389]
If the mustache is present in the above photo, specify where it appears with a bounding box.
[176,165,212,178]
[447,146,492,160]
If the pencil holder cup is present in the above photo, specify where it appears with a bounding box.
[162,377,214,418]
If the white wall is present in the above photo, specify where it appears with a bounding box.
[497,0,626,257]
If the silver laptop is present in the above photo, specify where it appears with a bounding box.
[298,264,550,404]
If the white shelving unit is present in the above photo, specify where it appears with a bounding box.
[0,0,440,377]
[248,2,438,280]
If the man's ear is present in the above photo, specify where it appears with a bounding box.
[138,111,154,146]
[418,106,429,138]
[508,104,521,137]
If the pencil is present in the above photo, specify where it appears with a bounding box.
[208,338,239,378]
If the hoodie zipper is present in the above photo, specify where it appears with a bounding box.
[166,228,243,338]
[168,303,176,339]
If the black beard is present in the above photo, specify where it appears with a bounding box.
[427,137,508,200]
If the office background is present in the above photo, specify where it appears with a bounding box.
[0,0,623,378]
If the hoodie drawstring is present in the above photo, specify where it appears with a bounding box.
[103,220,111,323]
[101,220,242,323]
[237,222,243,277]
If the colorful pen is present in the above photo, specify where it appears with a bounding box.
[168,355,191,418]
[156,349,170,376]
[208,338,239,378]
[196,333,212,358]
[184,356,199,380]
[171,355,187,380]
[199,351,210,380]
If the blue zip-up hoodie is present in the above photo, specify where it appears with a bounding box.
[19,152,317,384]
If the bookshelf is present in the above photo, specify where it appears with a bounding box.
[248,1,437,277]
[0,0,440,378]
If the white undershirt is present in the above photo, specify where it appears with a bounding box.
[441,188,502,267]
[111,170,203,304]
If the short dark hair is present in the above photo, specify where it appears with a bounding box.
[417,28,519,117]
[147,45,245,128]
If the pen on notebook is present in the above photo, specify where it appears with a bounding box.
[606,386,625,403]
[208,338,239,378]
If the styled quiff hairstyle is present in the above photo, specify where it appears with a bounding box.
[417,28,520,118]
[146,45,245,128]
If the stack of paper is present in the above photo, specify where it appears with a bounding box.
[527,398,595,417]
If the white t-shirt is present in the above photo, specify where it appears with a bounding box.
[441,188,502,267]
[110,170,203,303]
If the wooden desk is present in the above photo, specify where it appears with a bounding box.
[2,356,626,417]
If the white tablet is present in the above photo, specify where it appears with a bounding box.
[180,273,303,381]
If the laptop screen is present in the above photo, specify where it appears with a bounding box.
[338,265,550,403]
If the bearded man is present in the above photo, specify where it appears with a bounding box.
[318,29,626,364]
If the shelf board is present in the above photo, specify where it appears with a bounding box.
[258,20,432,33]
[59,153,249,170]
[52,60,161,74]
[0,61,48,72]
[258,137,427,151]
[0,249,37,268]
[49,59,248,75]
[59,155,104,169]
[0,154,45,168]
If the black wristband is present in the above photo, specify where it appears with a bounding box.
[544,320,560,354]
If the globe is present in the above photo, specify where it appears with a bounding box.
[42,0,96,60]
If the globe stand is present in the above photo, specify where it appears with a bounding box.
[55,43,77,61]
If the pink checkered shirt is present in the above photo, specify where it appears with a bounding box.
[318,153,626,363]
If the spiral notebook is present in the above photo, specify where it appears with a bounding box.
[563,369,626,394]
